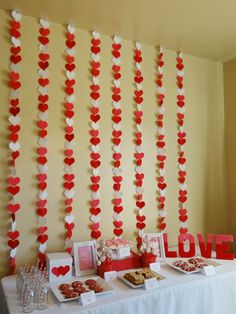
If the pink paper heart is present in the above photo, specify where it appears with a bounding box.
[65,149,73,157]
[91,199,100,207]
[37,200,47,207]
[65,198,73,206]
[112,198,122,206]
[91,222,100,231]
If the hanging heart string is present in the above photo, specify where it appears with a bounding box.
[7,10,22,274]
[111,35,123,238]
[133,42,146,249]
[89,31,102,240]
[156,47,167,231]
[176,51,188,234]
[36,18,50,267]
[63,24,76,254]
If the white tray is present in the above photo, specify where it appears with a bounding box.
[50,276,114,302]
[118,271,166,289]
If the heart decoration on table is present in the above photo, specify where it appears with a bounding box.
[36,17,50,267]
[156,47,168,231]
[111,35,124,238]
[7,10,23,274]
[52,265,70,277]
[176,51,188,234]
[133,42,146,249]
[63,24,76,255]
[89,31,102,240]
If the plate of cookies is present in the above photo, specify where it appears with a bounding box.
[166,257,221,274]
[50,276,114,302]
[118,268,166,288]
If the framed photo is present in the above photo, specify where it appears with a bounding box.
[73,240,97,277]
[145,232,165,260]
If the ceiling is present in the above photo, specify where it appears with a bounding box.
[0,0,236,62]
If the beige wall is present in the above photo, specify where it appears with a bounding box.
[0,9,227,277]
[224,59,236,244]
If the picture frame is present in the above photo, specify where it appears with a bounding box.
[73,240,97,277]
[145,232,165,261]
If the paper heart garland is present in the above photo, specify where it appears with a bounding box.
[176,51,189,234]
[111,35,124,238]
[89,31,102,240]
[7,10,23,274]
[36,18,50,266]
[52,265,70,277]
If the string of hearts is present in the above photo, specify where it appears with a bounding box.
[156,47,167,231]
[111,35,124,238]
[7,10,22,274]
[133,42,146,249]
[176,51,188,234]
[89,31,102,240]
[63,24,76,254]
[36,18,50,267]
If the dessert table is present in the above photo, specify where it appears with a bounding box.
[1,259,236,314]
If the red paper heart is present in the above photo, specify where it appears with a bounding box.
[135,173,144,180]
[112,116,121,123]
[91,176,100,184]
[113,153,122,160]
[66,40,76,49]
[90,128,99,137]
[8,239,19,249]
[65,134,74,142]
[112,198,122,206]
[52,265,70,277]
[39,129,47,137]
[38,103,48,112]
[10,107,20,116]
[64,174,74,181]
[7,176,20,186]
[90,160,101,168]
[159,223,166,230]
[37,207,47,217]
[90,84,100,92]
[65,126,73,134]
[112,43,121,50]
[66,206,73,213]
[37,200,47,207]
[7,186,20,195]
[66,32,75,40]
[136,201,145,209]
[64,182,74,190]
[65,198,73,206]
[112,108,121,116]
[91,230,101,239]
[90,92,100,100]
[91,46,101,54]
[65,102,74,110]
[7,203,20,214]
[180,227,188,234]
[65,223,74,230]
[178,138,186,145]
[113,176,122,183]
[91,199,100,207]
[66,55,74,64]
[179,215,188,222]
[136,222,145,230]
[37,173,47,182]
[179,196,187,203]
[37,234,48,244]
[112,130,122,138]
[91,69,100,76]
[8,125,20,133]
[179,209,187,215]
[112,65,121,73]
[39,226,48,234]
[158,183,167,190]
[112,50,120,58]
[10,98,19,107]
[91,61,100,69]
[91,222,100,231]
[90,114,100,123]
[113,138,121,145]
[39,61,49,70]
[38,156,47,165]
[38,78,49,87]
[112,94,121,102]
[114,228,123,236]
[64,157,75,166]
[177,63,184,71]
[65,110,74,118]
[39,28,50,36]
[90,207,101,215]
[90,153,100,160]
[9,71,20,81]
[91,38,101,46]
[65,149,73,157]
[136,215,145,222]
[65,64,75,71]
[9,81,21,90]
[10,55,22,64]
[7,230,19,240]
[114,206,123,213]
[91,184,99,192]
[134,55,142,63]
[113,183,121,190]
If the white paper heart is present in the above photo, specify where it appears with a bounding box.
[178,164,186,171]
[10,64,20,73]
[136,83,142,91]
[113,145,120,152]
[38,137,48,146]
[180,145,185,152]
[157,148,165,155]
[37,164,48,173]
[39,243,47,253]
[180,222,188,228]
[157,66,164,74]
[64,189,75,199]
[137,104,142,112]
[65,214,74,223]
[112,102,121,109]
[65,95,76,102]
[138,229,144,237]
[113,168,122,175]
[90,215,101,223]
[177,107,185,114]
[113,80,120,87]
[159,168,165,176]
[114,191,122,198]
[157,106,165,114]
[177,88,185,95]
[91,145,100,153]
[10,248,17,257]
[64,165,73,173]
[92,77,100,85]
[113,213,123,221]
[11,37,21,47]
[93,168,100,176]
[68,24,75,33]
[66,118,73,126]
[65,238,74,247]
[11,168,17,177]
[66,70,75,79]
[178,51,183,58]
[159,46,163,53]
[38,216,47,226]
[91,122,99,130]
[157,87,166,94]
[179,126,184,133]
[38,69,48,78]
[66,48,76,56]
[39,44,48,52]
[112,57,121,65]
[135,145,143,153]
[177,70,184,77]
[159,210,167,217]
[157,127,165,135]
[136,42,142,49]
[135,166,144,173]
[114,35,121,43]
[136,63,142,70]
[91,53,100,62]
[11,220,16,231]
[160,189,167,196]
[64,141,74,149]
[179,183,187,190]
[12,10,22,21]
[9,142,20,151]
[38,112,48,120]
[38,190,48,200]
[136,187,145,194]
[38,86,48,95]
[40,19,50,28]
[91,191,101,199]
[112,123,121,132]
[91,100,99,107]
[9,115,20,125]
[92,31,100,39]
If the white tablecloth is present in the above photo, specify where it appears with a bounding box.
[1,259,236,314]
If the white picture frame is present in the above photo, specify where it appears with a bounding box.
[73,240,97,277]
[145,232,165,261]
